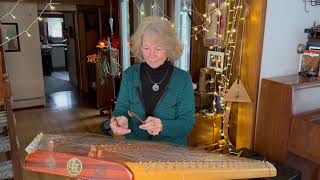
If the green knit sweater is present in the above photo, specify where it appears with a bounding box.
[112,64,195,145]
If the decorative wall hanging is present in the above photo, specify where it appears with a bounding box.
[1,23,20,52]
[303,0,320,12]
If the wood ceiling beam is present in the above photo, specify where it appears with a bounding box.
[1,0,104,5]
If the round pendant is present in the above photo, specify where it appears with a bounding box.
[152,84,159,91]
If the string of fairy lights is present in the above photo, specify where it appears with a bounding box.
[0,0,56,48]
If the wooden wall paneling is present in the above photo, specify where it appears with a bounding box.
[1,0,104,5]
[235,0,267,149]
[167,0,175,22]
[36,0,104,5]
[189,0,207,83]
[103,0,120,39]
[76,0,104,5]
[76,12,89,92]
[113,0,120,40]
[86,33,99,94]
[76,6,103,95]
[74,11,83,92]
[0,51,4,104]
[37,0,76,4]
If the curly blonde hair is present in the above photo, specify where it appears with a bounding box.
[130,16,183,62]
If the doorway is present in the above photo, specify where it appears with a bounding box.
[38,12,79,108]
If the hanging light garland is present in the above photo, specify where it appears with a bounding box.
[0,0,22,21]
[0,0,56,48]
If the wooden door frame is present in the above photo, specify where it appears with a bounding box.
[235,0,267,149]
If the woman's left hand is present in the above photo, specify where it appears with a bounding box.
[139,116,163,136]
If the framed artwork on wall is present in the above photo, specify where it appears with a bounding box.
[1,23,21,52]
[207,50,225,72]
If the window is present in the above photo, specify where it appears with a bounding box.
[138,2,145,24]
[47,18,64,38]
[174,0,192,71]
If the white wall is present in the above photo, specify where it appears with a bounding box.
[260,0,320,78]
[0,2,45,108]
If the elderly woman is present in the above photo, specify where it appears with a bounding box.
[110,16,194,145]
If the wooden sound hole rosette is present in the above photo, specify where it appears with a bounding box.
[66,157,83,176]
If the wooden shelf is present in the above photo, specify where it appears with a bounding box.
[266,74,320,89]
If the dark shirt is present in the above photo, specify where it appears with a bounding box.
[140,60,173,116]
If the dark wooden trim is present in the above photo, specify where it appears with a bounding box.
[38,13,64,18]
[189,0,206,83]
[237,0,267,149]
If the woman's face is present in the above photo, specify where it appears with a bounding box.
[141,34,168,68]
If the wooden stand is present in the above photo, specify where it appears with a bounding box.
[188,113,222,148]
[96,49,121,116]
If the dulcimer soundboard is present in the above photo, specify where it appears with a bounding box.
[24,133,276,180]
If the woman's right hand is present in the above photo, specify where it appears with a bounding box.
[110,116,131,135]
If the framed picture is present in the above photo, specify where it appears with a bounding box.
[207,50,225,72]
[1,23,20,52]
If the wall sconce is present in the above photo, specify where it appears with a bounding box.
[303,0,320,12]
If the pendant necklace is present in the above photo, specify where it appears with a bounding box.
[145,69,168,92]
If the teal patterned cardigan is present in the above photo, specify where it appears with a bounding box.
[112,64,195,145]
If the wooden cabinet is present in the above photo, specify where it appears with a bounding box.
[288,109,320,164]
[0,27,22,180]
[255,74,320,163]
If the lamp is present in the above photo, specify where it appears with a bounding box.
[96,38,107,49]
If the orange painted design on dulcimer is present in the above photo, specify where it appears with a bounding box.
[24,133,277,180]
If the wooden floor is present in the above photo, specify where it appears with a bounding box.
[14,91,106,179]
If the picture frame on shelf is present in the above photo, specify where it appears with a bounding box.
[1,23,20,52]
[207,50,225,72]
[300,50,320,76]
